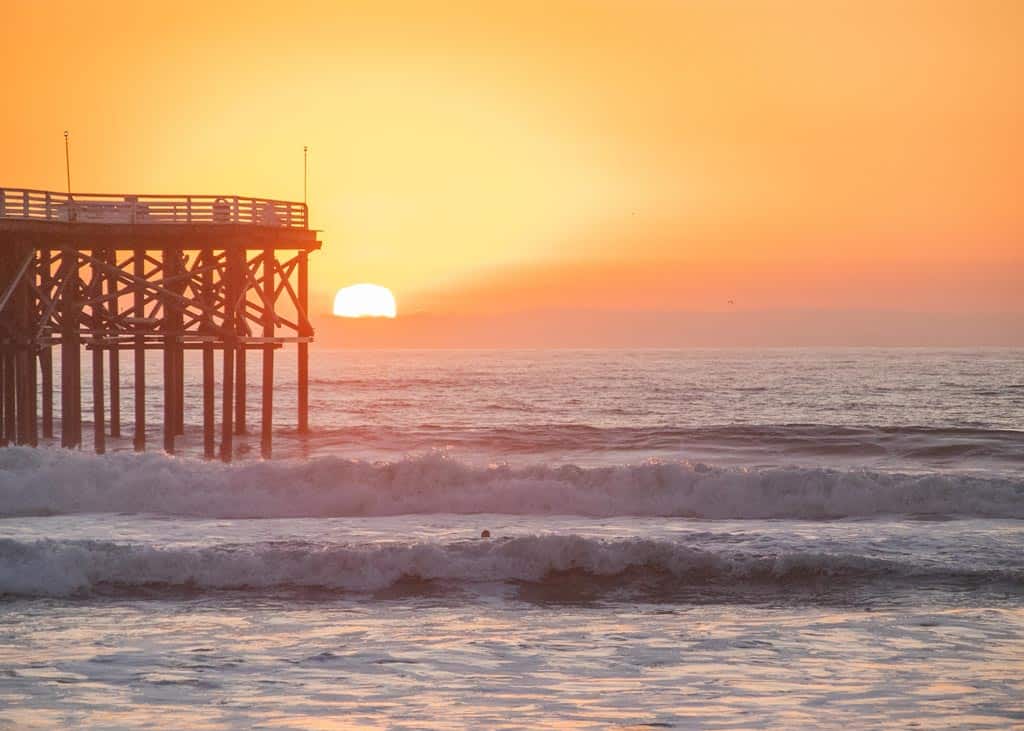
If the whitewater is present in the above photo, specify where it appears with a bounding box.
[1,348,1022,729]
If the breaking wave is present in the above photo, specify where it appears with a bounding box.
[1,447,1022,520]
[2,534,1020,598]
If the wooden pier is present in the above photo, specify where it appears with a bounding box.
[0,188,320,461]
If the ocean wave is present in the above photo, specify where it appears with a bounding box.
[308,423,1024,462]
[1,448,1021,520]
[1,534,1019,598]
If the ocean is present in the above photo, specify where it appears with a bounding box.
[1,348,1022,729]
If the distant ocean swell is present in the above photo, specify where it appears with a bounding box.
[2,535,1021,598]
[1,448,1022,520]
[310,424,1024,462]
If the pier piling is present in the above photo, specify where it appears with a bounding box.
[92,344,105,454]
[133,249,146,452]
[60,254,81,449]
[221,341,234,463]
[261,246,274,459]
[108,251,121,439]
[297,250,310,434]
[40,346,53,439]
[2,346,13,445]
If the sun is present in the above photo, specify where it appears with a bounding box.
[332,283,397,318]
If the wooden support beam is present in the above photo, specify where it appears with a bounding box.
[74,341,82,447]
[92,345,105,454]
[203,345,215,459]
[235,341,246,434]
[40,346,53,439]
[175,349,184,435]
[173,336,310,344]
[0,351,5,447]
[60,256,80,448]
[0,349,5,447]
[83,340,285,351]
[0,221,321,252]
[0,249,34,315]
[163,341,174,453]
[261,246,274,459]
[38,247,53,440]
[71,248,232,339]
[15,343,30,444]
[107,249,120,438]
[202,253,215,459]
[221,342,234,463]
[26,252,39,446]
[221,247,240,463]
[233,250,246,435]
[134,250,146,451]
[15,259,36,446]
[172,253,185,437]
[26,342,38,447]
[89,249,106,454]
[162,248,178,454]
[297,250,309,433]
[2,350,13,445]
[109,346,120,437]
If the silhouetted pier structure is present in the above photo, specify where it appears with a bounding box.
[0,187,319,461]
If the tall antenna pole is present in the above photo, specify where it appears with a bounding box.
[303,145,308,205]
[64,130,72,196]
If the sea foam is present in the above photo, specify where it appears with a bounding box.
[1,447,1021,520]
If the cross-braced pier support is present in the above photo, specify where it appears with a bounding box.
[0,188,320,460]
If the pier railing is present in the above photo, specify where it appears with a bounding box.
[0,187,308,229]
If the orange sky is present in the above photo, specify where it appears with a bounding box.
[2,0,1022,331]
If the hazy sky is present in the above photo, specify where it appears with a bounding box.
[3,1,1021,335]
